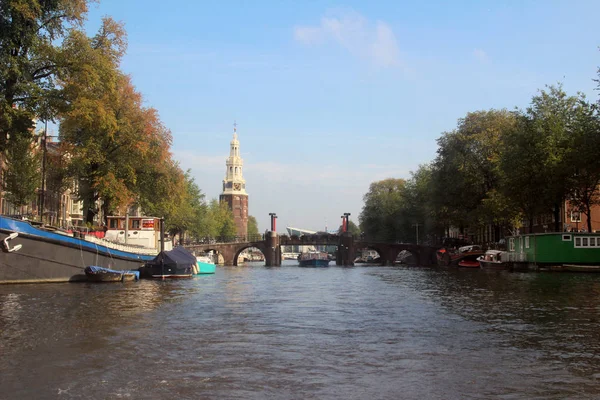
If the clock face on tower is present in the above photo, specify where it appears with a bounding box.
[233,183,241,191]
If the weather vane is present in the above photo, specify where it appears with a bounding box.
[233,121,237,132]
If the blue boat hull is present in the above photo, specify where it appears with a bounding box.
[195,260,216,274]
[0,217,154,284]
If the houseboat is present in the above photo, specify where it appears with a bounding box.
[505,232,600,270]
[103,215,172,251]
[0,215,171,284]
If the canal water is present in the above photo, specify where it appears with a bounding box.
[2,262,600,399]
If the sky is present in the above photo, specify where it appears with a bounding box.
[78,0,600,232]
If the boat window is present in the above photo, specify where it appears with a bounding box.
[525,236,530,249]
[582,237,588,247]
[109,219,118,229]
[575,237,581,247]
[590,238,596,247]
[509,238,515,251]
[131,219,140,229]
[562,234,572,241]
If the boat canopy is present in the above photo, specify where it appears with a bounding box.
[147,247,196,267]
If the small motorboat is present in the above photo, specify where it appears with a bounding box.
[478,250,508,270]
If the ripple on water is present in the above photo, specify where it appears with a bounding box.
[2,266,600,399]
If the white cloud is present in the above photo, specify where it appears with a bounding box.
[294,10,402,68]
[473,48,489,63]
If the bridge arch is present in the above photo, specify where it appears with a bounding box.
[232,245,267,266]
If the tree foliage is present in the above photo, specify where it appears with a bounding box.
[2,132,40,208]
[247,215,259,237]
[0,0,91,150]
[205,199,236,238]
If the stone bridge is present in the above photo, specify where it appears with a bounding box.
[184,232,439,267]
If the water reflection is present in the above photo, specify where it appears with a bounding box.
[2,266,600,399]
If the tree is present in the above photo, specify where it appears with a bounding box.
[247,215,259,238]
[526,84,580,231]
[165,169,207,243]
[359,178,407,242]
[59,18,173,224]
[0,0,90,151]
[431,110,517,237]
[2,132,40,209]
[565,99,600,232]
[205,199,236,238]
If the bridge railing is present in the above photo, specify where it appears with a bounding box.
[184,234,265,245]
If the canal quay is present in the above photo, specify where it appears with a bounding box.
[2,261,600,399]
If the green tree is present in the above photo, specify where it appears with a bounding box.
[247,215,259,238]
[359,178,407,242]
[205,199,236,238]
[500,85,580,232]
[565,98,600,232]
[0,0,90,151]
[526,84,580,231]
[3,133,40,209]
[431,110,517,238]
[165,169,207,243]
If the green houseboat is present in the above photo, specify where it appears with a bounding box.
[506,232,600,270]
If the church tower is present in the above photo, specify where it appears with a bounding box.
[219,123,248,238]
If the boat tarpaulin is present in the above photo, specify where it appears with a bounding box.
[148,246,196,267]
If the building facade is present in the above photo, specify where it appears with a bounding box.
[219,125,248,239]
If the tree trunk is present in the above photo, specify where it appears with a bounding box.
[553,202,561,232]
[586,202,593,233]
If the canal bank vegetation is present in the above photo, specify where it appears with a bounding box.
[360,73,600,245]
[0,0,236,241]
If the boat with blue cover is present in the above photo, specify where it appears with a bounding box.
[0,215,156,284]
[84,266,140,282]
[139,247,195,279]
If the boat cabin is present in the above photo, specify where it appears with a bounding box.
[506,232,600,266]
[105,216,171,251]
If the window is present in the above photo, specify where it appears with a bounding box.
[575,237,582,247]
[583,237,589,247]
[509,238,515,251]
[562,234,572,241]
[590,238,596,247]
[525,236,530,249]
[571,211,581,222]
[131,219,140,229]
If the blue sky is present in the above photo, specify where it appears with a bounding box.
[81,0,599,232]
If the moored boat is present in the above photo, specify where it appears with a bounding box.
[0,215,155,284]
[195,254,216,274]
[140,247,195,279]
[298,251,330,267]
[478,250,508,270]
[85,265,125,282]
[437,245,484,267]
[457,257,481,268]
[84,266,140,282]
[506,232,600,270]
